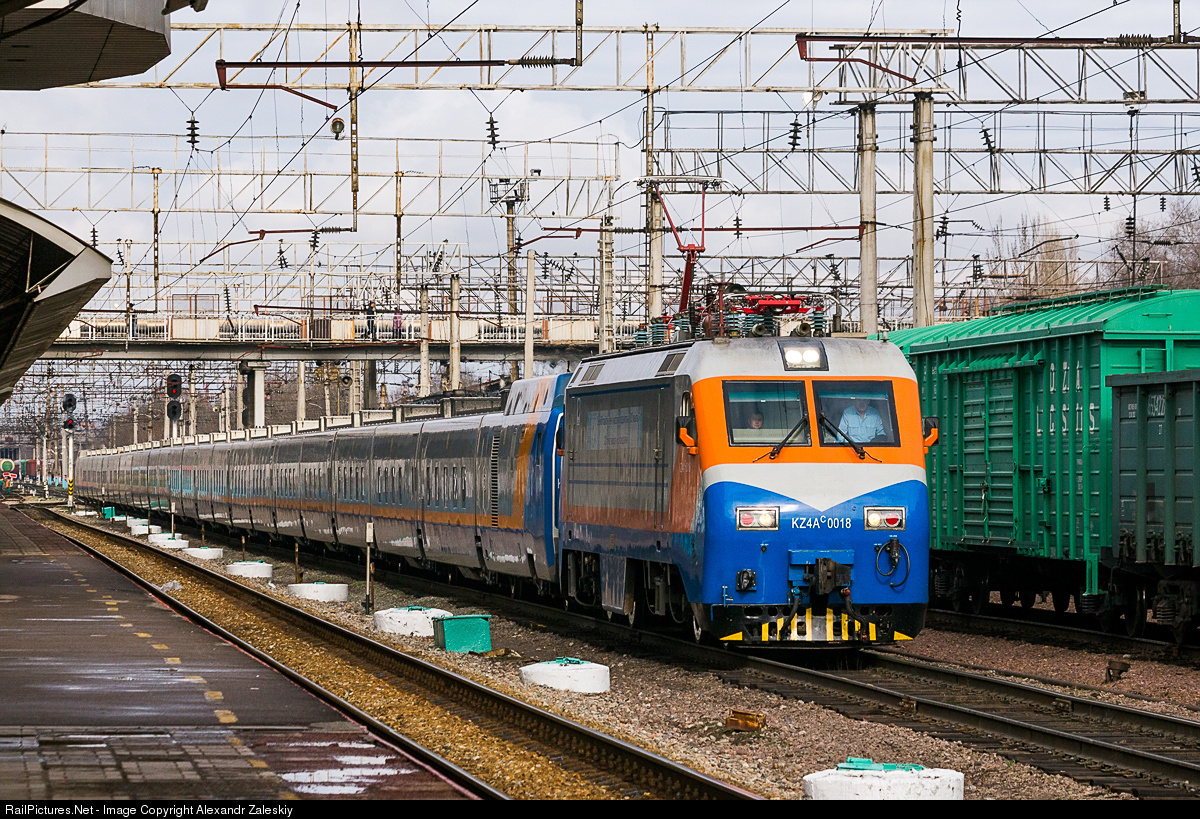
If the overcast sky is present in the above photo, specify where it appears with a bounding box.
[2,0,1191,280]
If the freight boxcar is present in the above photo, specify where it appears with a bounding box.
[889,286,1200,635]
[1110,369,1200,639]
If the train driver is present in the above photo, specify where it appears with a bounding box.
[838,397,885,443]
[748,410,764,430]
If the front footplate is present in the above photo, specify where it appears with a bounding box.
[712,603,926,645]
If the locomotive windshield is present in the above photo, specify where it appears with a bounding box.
[723,382,810,446]
[812,380,900,446]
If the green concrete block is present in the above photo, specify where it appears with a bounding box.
[433,615,492,653]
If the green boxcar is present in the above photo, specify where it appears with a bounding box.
[888,287,1200,630]
[1110,369,1200,639]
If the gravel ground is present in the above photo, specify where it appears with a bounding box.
[47,505,1144,800]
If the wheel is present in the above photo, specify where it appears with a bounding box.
[688,606,705,644]
[1052,588,1073,614]
[999,587,1016,607]
[1019,588,1037,608]
[625,593,644,629]
[969,575,989,615]
[1123,585,1147,638]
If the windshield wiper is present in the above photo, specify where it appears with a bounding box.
[819,412,868,461]
[755,414,809,462]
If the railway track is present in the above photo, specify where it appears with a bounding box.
[34,505,758,801]
[716,652,1200,797]
[925,606,1200,664]
[48,502,1200,798]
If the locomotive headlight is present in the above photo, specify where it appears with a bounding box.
[736,507,779,530]
[779,341,827,370]
[865,507,905,530]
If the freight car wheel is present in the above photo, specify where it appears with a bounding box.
[1000,587,1016,607]
[1052,587,1073,614]
[1123,586,1147,638]
[1019,588,1037,608]
[969,574,989,615]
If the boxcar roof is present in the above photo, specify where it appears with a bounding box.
[888,288,1200,354]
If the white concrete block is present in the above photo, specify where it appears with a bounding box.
[125,518,145,529]
[373,606,452,637]
[147,532,176,545]
[288,582,349,602]
[519,658,610,694]
[803,767,963,800]
[157,538,189,550]
[227,561,274,579]
[183,547,224,560]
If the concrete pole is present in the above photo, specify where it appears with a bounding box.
[858,104,879,336]
[132,404,139,445]
[524,249,535,378]
[162,394,169,440]
[644,25,663,320]
[912,92,936,328]
[599,215,615,352]
[243,362,268,428]
[188,365,197,435]
[234,371,243,430]
[506,200,520,383]
[418,284,431,397]
[364,360,378,409]
[295,361,307,422]
[449,273,461,391]
[322,366,331,417]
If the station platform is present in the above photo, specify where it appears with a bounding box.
[0,503,473,800]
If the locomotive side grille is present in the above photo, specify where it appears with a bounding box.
[489,435,500,528]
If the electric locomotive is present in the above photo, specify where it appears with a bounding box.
[76,337,934,646]
[561,335,935,644]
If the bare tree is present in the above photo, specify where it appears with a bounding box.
[986,214,1079,304]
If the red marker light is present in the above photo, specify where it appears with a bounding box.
[885,512,901,527]
[741,512,755,527]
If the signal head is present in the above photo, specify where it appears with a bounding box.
[166,373,183,399]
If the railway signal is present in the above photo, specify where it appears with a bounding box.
[166,373,183,399]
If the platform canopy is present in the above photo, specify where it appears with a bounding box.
[0,198,110,404]
[0,0,184,89]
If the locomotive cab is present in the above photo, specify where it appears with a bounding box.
[687,338,930,645]
[561,336,931,647]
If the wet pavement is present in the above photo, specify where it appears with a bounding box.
[0,504,473,800]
